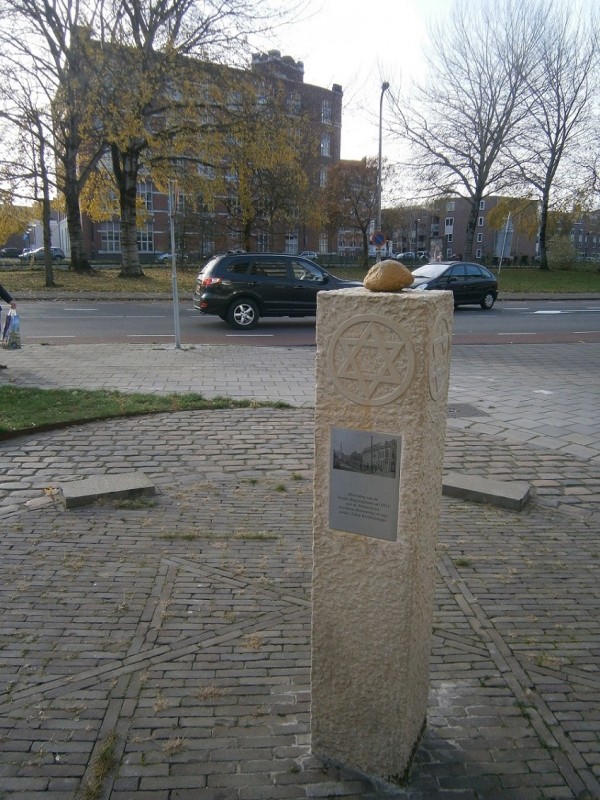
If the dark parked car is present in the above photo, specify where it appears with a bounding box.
[193,252,362,329]
[0,247,23,258]
[409,261,498,309]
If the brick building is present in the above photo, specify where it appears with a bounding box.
[65,50,343,262]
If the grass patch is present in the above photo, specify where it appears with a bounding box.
[0,386,290,437]
[158,531,207,541]
[454,557,472,568]
[233,531,280,541]
[2,266,198,295]
[82,730,117,800]
[114,496,157,509]
[331,263,600,293]
[495,266,600,293]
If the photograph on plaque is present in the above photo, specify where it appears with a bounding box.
[329,427,401,541]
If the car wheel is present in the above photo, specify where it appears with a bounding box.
[480,292,496,310]
[227,299,259,329]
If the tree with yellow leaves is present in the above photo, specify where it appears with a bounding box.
[218,77,318,252]
[81,0,297,277]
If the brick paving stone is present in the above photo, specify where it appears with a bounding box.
[0,339,599,797]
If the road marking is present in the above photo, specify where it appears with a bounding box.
[534,310,562,314]
[126,334,173,337]
[497,332,536,336]
[28,335,76,339]
[533,390,554,395]
[61,308,98,311]
[226,334,274,337]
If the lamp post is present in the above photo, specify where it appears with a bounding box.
[168,179,181,350]
[376,81,390,262]
[414,218,420,259]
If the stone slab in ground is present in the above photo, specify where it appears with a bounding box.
[60,471,156,509]
[442,472,530,510]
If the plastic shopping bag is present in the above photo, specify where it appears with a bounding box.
[2,309,21,349]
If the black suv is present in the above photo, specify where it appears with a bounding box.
[0,247,23,258]
[193,253,362,329]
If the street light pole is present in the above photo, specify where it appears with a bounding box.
[376,81,390,262]
[168,179,182,350]
[414,218,420,258]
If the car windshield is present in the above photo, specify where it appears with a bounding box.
[411,264,449,279]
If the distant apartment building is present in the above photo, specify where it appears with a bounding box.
[390,197,540,264]
[572,215,600,260]
[67,49,343,261]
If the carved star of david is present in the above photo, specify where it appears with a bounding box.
[328,315,415,406]
[429,315,451,400]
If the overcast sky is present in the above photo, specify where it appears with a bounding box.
[253,0,453,161]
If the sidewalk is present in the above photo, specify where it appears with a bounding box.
[0,340,599,798]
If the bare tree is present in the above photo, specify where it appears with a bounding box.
[512,6,598,270]
[0,0,107,271]
[388,0,546,260]
[0,0,301,276]
[323,158,380,268]
[0,64,60,285]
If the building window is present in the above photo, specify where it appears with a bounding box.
[287,91,301,115]
[320,133,331,157]
[285,231,298,253]
[228,90,242,110]
[256,233,269,252]
[478,216,484,226]
[99,221,121,253]
[447,233,453,243]
[137,225,154,253]
[321,99,332,123]
[445,217,453,230]
[319,232,328,253]
[476,248,482,258]
[138,180,153,211]
[446,201,455,212]
[198,162,215,180]
[446,247,453,258]
[479,200,485,210]
[228,194,242,216]
[477,233,483,242]
[319,167,328,187]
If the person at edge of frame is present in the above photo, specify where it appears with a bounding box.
[0,282,17,369]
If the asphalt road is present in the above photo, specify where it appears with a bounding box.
[15,298,600,346]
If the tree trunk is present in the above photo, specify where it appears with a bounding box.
[362,230,369,268]
[39,138,55,287]
[243,218,253,252]
[112,144,144,278]
[463,200,479,261]
[538,194,550,270]
[64,177,92,272]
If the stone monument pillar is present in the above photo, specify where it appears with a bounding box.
[311,286,453,781]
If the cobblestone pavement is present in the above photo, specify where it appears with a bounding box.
[0,340,599,799]
[2,340,599,463]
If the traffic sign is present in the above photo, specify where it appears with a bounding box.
[371,231,386,247]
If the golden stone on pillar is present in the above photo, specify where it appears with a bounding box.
[363,259,414,292]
